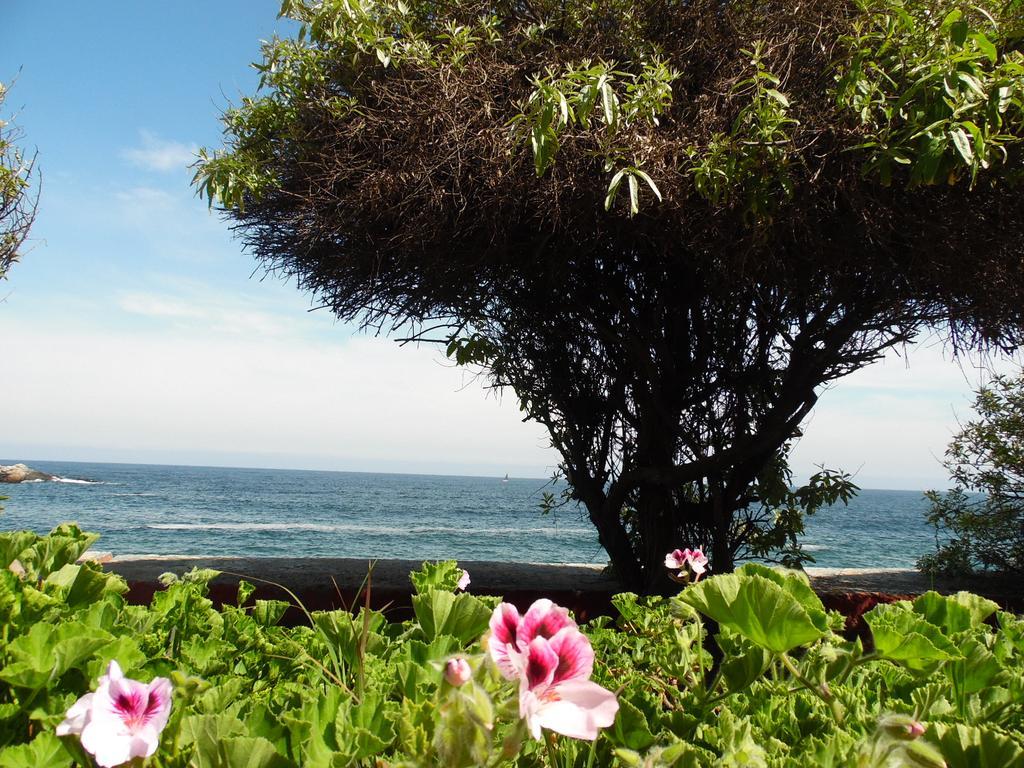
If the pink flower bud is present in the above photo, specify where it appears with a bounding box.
[457,569,471,591]
[879,713,926,741]
[445,657,472,687]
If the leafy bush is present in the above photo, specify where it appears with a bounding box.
[0,81,37,280]
[2,526,1023,767]
[920,371,1024,576]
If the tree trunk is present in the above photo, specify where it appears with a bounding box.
[582,495,644,591]
[637,483,679,595]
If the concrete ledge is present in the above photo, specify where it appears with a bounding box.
[105,557,1021,628]
[108,557,620,622]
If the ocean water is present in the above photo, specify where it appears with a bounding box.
[0,460,940,568]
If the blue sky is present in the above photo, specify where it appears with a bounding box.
[1,3,1018,487]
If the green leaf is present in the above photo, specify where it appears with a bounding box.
[950,127,973,165]
[950,19,968,46]
[720,642,773,694]
[410,560,465,594]
[0,531,36,569]
[0,732,73,768]
[971,32,998,64]
[930,723,1024,768]
[185,716,296,768]
[1,621,112,690]
[601,80,617,126]
[765,88,790,107]
[412,590,491,645]
[735,563,830,633]
[912,590,997,634]
[680,572,825,653]
[608,698,656,751]
[44,563,126,607]
[864,603,961,671]
[633,169,662,202]
[237,579,256,606]
[948,637,1006,695]
[605,169,627,210]
[217,738,297,768]
[336,692,398,761]
[252,599,290,627]
[628,173,639,215]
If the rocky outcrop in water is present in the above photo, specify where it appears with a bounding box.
[0,463,54,483]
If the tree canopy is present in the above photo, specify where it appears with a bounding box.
[198,0,1024,591]
[0,81,36,281]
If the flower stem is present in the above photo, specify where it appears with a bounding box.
[544,730,560,768]
[778,652,845,724]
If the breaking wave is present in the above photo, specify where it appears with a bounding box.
[146,522,591,536]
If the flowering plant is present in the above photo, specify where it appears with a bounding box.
[57,661,171,768]
[665,547,709,583]
[0,526,1021,768]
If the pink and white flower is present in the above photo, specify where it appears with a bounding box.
[518,628,618,740]
[488,598,577,680]
[488,601,524,678]
[57,661,172,768]
[665,548,709,582]
[457,569,471,591]
[488,599,618,740]
[444,656,473,687]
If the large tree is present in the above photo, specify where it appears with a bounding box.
[197,0,1024,591]
[0,81,36,280]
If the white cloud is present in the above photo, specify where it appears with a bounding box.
[121,131,199,173]
[0,320,557,477]
[2,306,1016,486]
[119,293,208,321]
[789,343,1021,489]
[117,289,301,337]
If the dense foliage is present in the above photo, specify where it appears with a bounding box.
[920,370,1024,576]
[0,81,36,281]
[3,526,1024,767]
[195,0,1024,591]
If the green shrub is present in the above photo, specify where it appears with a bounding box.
[921,371,1024,576]
[1,526,1022,767]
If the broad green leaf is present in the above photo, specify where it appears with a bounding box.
[312,608,385,668]
[680,573,825,653]
[181,712,248,766]
[736,563,829,633]
[411,590,491,645]
[336,692,398,761]
[410,560,465,594]
[971,32,998,63]
[608,698,656,751]
[44,563,126,607]
[930,723,1024,768]
[864,603,960,671]
[720,643,773,694]
[912,590,997,634]
[0,732,73,768]
[217,737,296,768]
[945,638,1006,695]
[252,599,289,627]
[0,531,36,569]
[1,621,110,690]
[185,715,295,768]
